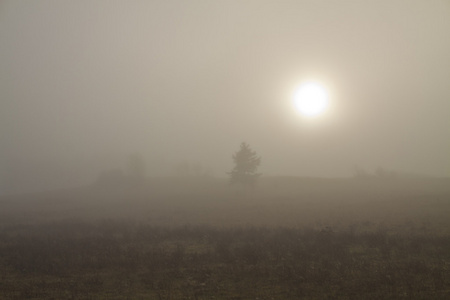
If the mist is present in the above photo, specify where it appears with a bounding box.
[2,2,450,298]
[1,0,449,194]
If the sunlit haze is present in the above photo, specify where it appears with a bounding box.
[1,0,449,194]
[294,82,329,117]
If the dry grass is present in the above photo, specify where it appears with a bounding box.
[0,176,449,299]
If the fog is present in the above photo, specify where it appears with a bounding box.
[1,0,449,194]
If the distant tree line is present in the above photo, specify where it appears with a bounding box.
[96,153,146,187]
[95,153,215,188]
[353,166,397,179]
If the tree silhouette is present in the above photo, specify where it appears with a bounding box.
[229,142,261,187]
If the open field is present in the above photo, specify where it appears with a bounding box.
[1,177,450,299]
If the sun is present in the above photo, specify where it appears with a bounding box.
[293,82,329,117]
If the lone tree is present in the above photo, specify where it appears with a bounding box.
[229,142,261,187]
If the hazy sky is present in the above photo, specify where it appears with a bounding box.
[1,0,450,192]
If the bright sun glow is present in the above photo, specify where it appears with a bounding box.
[293,82,329,117]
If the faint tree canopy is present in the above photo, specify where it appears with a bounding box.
[229,142,261,187]
[172,161,213,178]
[94,153,146,188]
[127,153,146,184]
[353,165,397,179]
